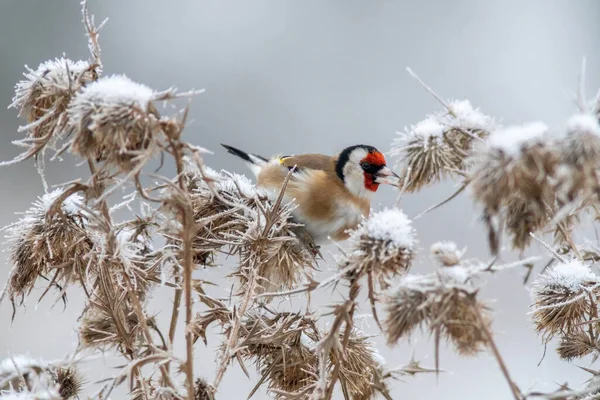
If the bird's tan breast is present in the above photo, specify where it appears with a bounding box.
[258,163,369,242]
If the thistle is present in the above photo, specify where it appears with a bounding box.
[68,75,161,171]
[344,208,416,287]
[3,189,92,305]
[391,99,493,192]
[9,58,97,159]
[384,262,491,356]
[531,259,600,340]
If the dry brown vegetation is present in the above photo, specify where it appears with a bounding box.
[3,2,600,400]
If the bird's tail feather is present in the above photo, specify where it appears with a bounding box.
[221,144,267,176]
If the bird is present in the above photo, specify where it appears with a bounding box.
[221,144,400,244]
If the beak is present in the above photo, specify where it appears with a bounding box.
[374,166,400,185]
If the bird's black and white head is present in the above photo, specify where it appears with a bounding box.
[335,145,400,198]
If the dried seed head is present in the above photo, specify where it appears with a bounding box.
[231,193,316,295]
[384,276,431,344]
[555,114,600,202]
[79,306,154,351]
[503,195,548,251]
[470,122,554,213]
[10,58,96,142]
[335,330,387,399]
[391,99,493,192]
[232,312,318,397]
[194,377,215,400]
[346,208,416,287]
[47,366,84,399]
[3,189,92,304]
[188,171,267,265]
[556,330,597,361]
[439,293,490,356]
[385,267,490,356]
[68,75,160,170]
[561,114,600,167]
[430,241,464,267]
[531,260,600,340]
[262,341,318,397]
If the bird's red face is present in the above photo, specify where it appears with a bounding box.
[360,151,400,192]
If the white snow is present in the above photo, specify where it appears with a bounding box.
[430,241,465,266]
[33,57,90,76]
[486,122,548,156]
[36,189,84,215]
[392,99,494,158]
[409,117,446,139]
[10,58,91,111]
[0,355,42,375]
[3,189,85,245]
[447,99,493,130]
[73,74,155,110]
[217,172,266,198]
[352,208,415,249]
[567,113,600,137]
[536,259,599,291]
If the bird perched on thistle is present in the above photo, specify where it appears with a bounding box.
[221,144,400,243]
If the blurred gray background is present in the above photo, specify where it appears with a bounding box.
[1,1,599,399]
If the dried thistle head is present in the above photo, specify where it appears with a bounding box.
[555,114,600,202]
[79,305,154,352]
[391,99,493,192]
[68,75,162,171]
[10,58,97,143]
[531,260,600,340]
[261,340,318,397]
[438,291,491,356]
[430,241,464,267]
[503,195,548,251]
[194,377,215,400]
[188,171,263,265]
[3,189,92,304]
[385,267,491,356]
[231,312,319,397]
[47,365,84,399]
[334,330,387,399]
[345,208,416,288]
[384,275,432,344]
[556,330,598,361]
[470,122,554,214]
[231,194,316,295]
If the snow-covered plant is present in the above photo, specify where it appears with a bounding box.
[3,3,600,400]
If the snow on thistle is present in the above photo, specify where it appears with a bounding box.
[68,75,164,171]
[469,122,558,253]
[554,113,600,202]
[10,58,97,144]
[391,99,494,192]
[2,189,92,305]
[531,259,600,342]
[384,245,492,357]
[344,208,416,287]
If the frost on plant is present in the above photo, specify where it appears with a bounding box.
[68,75,162,171]
[2,189,92,305]
[4,2,600,400]
[391,99,494,192]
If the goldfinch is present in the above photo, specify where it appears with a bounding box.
[221,144,400,243]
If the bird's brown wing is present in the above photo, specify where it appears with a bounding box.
[278,154,335,173]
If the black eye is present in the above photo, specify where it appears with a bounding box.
[361,162,371,170]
